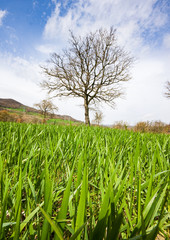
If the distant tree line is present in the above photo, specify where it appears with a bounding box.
[112,120,170,134]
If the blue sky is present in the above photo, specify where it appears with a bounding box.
[0,0,55,55]
[0,0,170,124]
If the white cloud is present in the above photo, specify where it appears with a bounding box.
[43,3,61,40]
[43,0,168,44]
[35,44,56,54]
[0,9,7,26]
[108,53,170,125]
[163,33,170,49]
[0,53,45,106]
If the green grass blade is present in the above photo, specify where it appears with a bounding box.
[20,202,44,232]
[41,158,53,240]
[75,163,87,240]
[13,168,22,240]
[28,177,37,203]
[70,222,87,240]
[92,182,111,240]
[55,165,75,239]
[39,206,64,240]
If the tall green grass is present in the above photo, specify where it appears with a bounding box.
[0,122,169,239]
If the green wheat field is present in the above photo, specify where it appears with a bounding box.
[0,122,169,239]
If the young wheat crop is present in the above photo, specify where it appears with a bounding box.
[0,122,169,239]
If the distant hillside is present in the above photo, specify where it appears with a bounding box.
[0,98,81,122]
[0,98,37,112]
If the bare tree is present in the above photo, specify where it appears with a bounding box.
[41,27,133,125]
[34,99,58,119]
[165,81,170,98]
[93,111,103,125]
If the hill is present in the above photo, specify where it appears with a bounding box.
[0,98,37,112]
[0,98,81,123]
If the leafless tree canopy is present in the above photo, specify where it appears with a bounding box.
[165,81,170,98]
[41,27,133,125]
[34,99,58,119]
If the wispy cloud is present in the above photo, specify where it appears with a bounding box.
[0,53,45,106]
[42,0,169,53]
[0,9,7,26]
[163,33,170,49]
[33,1,38,9]
[35,44,57,54]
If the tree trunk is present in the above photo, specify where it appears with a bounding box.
[84,97,90,126]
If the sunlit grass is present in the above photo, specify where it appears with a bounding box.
[46,118,80,125]
[0,122,169,239]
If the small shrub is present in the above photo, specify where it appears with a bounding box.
[134,121,149,133]
[150,121,166,133]
[112,121,128,130]
[0,110,17,122]
[134,121,170,134]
